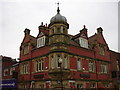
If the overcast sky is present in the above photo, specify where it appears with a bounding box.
[0,0,119,59]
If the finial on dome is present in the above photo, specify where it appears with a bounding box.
[56,2,60,14]
[83,25,86,29]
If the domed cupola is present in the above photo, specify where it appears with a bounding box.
[50,7,67,23]
[49,4,69,45]
[49,6,69,28]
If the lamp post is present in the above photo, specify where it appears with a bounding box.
[59,58,63,90]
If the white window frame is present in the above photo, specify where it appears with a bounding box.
[35,59,44,72]
[10,67,15,75]
[57,55,62,68]
[101,64,107,73]
[37,36,46,48]
[51,56,55,69]
[79,37,88,48]
[89,61,95,72]
[64,56,68,69]
[22,63,28,74]
[77,59,82,70]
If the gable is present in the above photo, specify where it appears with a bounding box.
[22,35,30,44]
[37,32,44,38]
[80,33,87,39]
[97,33,107,45]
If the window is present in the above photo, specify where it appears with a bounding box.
[77,59,82,70]
[77,84,83,89]
[51,56,55,69]
[57,27,61,33]
[116,60,119,71]
[89,61,95,72]
[79,37,88,48]
[35,59,44,72]
[23,45,29,55]
[39,84,44,89]
[103,83,109,88]
[4,69,8,76]
[101,64,107,73]
[30,81,35,88]
[10,67,15,75]
[61,26,64,33]
[99,44,105,55]
[57,55,62,68]
[64,56,68,69]
[22,63,28,74]
[37,36,46,48]
[90,82,96,88]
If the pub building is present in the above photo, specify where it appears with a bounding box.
[18,5,120,89]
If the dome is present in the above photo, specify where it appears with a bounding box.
[50,7,67,24]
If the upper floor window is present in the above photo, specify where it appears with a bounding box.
[10,67,15,75]
[37,36,46,48]
[23,45,29,55]
[57,27,61,33]
[116,60,119,71]
[79,37,88,48]
[22,63,28,74]
[99,44,105,55]
[51,56,55,69]
[57,55,62,68]
[35,59,44,72]
[89,61,95,72]
[4,69,8,76]
[64,56,68,69]
[101,64,107,73]
[77,59,82,70]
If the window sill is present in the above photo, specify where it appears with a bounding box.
[32,71,44,73]
[77,70,83,72]
[88,71,96,73]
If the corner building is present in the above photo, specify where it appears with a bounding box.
[18,6,114,89]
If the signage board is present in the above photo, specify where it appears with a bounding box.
[0,79,17,88]
[80,74,90,78]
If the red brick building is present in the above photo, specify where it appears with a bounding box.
[1,55,19,89]
[110,50,120,88]
[1,56,19,80]
[18,6,119,89]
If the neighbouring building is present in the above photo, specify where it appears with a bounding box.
[18,6,119,89]
[110,50,120,88]
[1,55,19,89]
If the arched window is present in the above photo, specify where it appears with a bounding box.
[64,56,68,69]
[51,56,55,69]
[77,59,82,70]
[57,27,61,33]
[57,55,62,68]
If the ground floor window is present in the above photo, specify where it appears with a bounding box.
[90,82,96,89]
[20,84,27,88]
[39,84,44,89]
[77,84,83,89]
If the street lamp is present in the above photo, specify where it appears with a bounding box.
[58,58,63,90]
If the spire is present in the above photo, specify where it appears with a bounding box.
[56,2,60,14]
